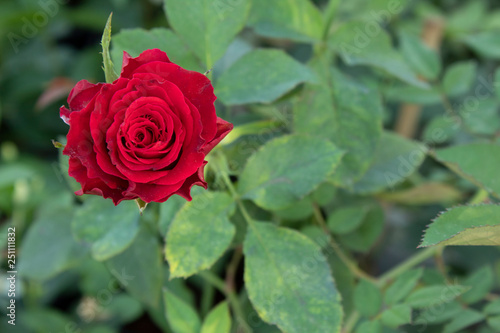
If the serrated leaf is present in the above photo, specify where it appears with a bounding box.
[354,279,382,317]
[434,143,500,198]
[163,289,201,333]
[200,301,231,333]
[72,197,140,261]
[248,0,323,42]
[166,192,235,278]
[106,227,163,309]
[216,49,316,105]
[238,135,344,210]
[111,28,202,72]
[244,222,343,333]
[380,304,412,328]
[164,0,250,67]
[352,131,427,194]
[329,21,427,88]
[294,66,383,187]
[405,285,469,309]
[442,61,477,97]
[420,205,500,247]
[385,268,423,305]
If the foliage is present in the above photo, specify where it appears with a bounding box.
[3,0,500,333]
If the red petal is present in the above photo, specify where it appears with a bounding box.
[121,49,171,78]
[202,117,233,155]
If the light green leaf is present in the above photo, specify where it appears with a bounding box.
[434,143,500,197]
[111,28,202,72]
[461,266,494,304]
[238,135,344,210]
[462,31,500,59]
[420,205,500,247]
[385,268,423,305]
[487,315,500,331]
[447,1,486,33]
[354,279,382,317]
[327,205,370,235]
[164,0,250,67]
[352,131,427,194]
[158,195,186,235]
[164,289,201,333]
[329,21,427,88]
[294,66,383,187]
[405,285,469,309]
[400,31,441,80]
[244,222,343,333]
[72,197,140,261]
[380,304,412,328]
[443,309,485,333]
[19,208,87,280]
[355,320,381,333]
[216,49,316,105]
[101,13,118,83]
[200,301,231,333]
[443,61,477,97]
[166,192,235,278]
[422,115,460,144]
[484,299,500,315]
[248,0,323,42]
[106,227,163,308]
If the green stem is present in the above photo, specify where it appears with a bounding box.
[377,246,442,286]
[313,204,375,282]
[342,311,360,333]
[322,0,340,41]
[199,270,253,333]
[201,280,215,317]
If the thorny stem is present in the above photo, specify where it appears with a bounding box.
[199,270,253,333]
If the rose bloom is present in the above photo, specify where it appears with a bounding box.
[60,49,232,205]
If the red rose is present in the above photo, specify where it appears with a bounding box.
[60,49,232,205]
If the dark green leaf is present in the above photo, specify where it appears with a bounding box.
[327,205,370,235]
[72,197,140,261]
[400,31,441,80]
[461,266,494,304]
[216,49,316,105]
[462,31,500,59]
[354,279,382,317]
[405,285,469,309]
[385,268,423,305]
[238,135,343,210]
[442,309,485,333]
[355,320,382,333]
[164,288,201,333]
[380,304,412,328]
[339,204,384,253]
[442,61,477,97]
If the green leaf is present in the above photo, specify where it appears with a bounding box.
[354,279,382,317]
[248,0,323,42]
[164,0,250,67]
[327,205,370,235]
[243,222,343,333]
[384,85,442,105]
[385,268,423,305]
[461,266,494,304]
[380,304,412,328]
[420,205,500,247]
[488,315,500,331]
[379,182,462,206]
[352,131,427,194]
[422,115,460,144]
[339,204,384,253]
[106,227,163,308]
[111,28,202,72]
[355,320,382,333]
[294,66,383,187]
[200,301,231,333]
[400,31,441,80]
[434,143,500,197]
[404,285,469,309]
[166,192,236,278]
[417,301,462,325]
[19,207,87,280]
[495,68,500,99]
[101,13,118,83]
[484,299,500,315]
[442,61,477,97]
[216,49,316,105]
[329,21,427,88]
[238,135,344,210]
[72,197,140,261]
[442,309,485,333]
[158,195,186,235]
[164,289,201,333]
[462,31,500,59]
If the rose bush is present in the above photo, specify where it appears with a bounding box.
[60,49,232,204]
